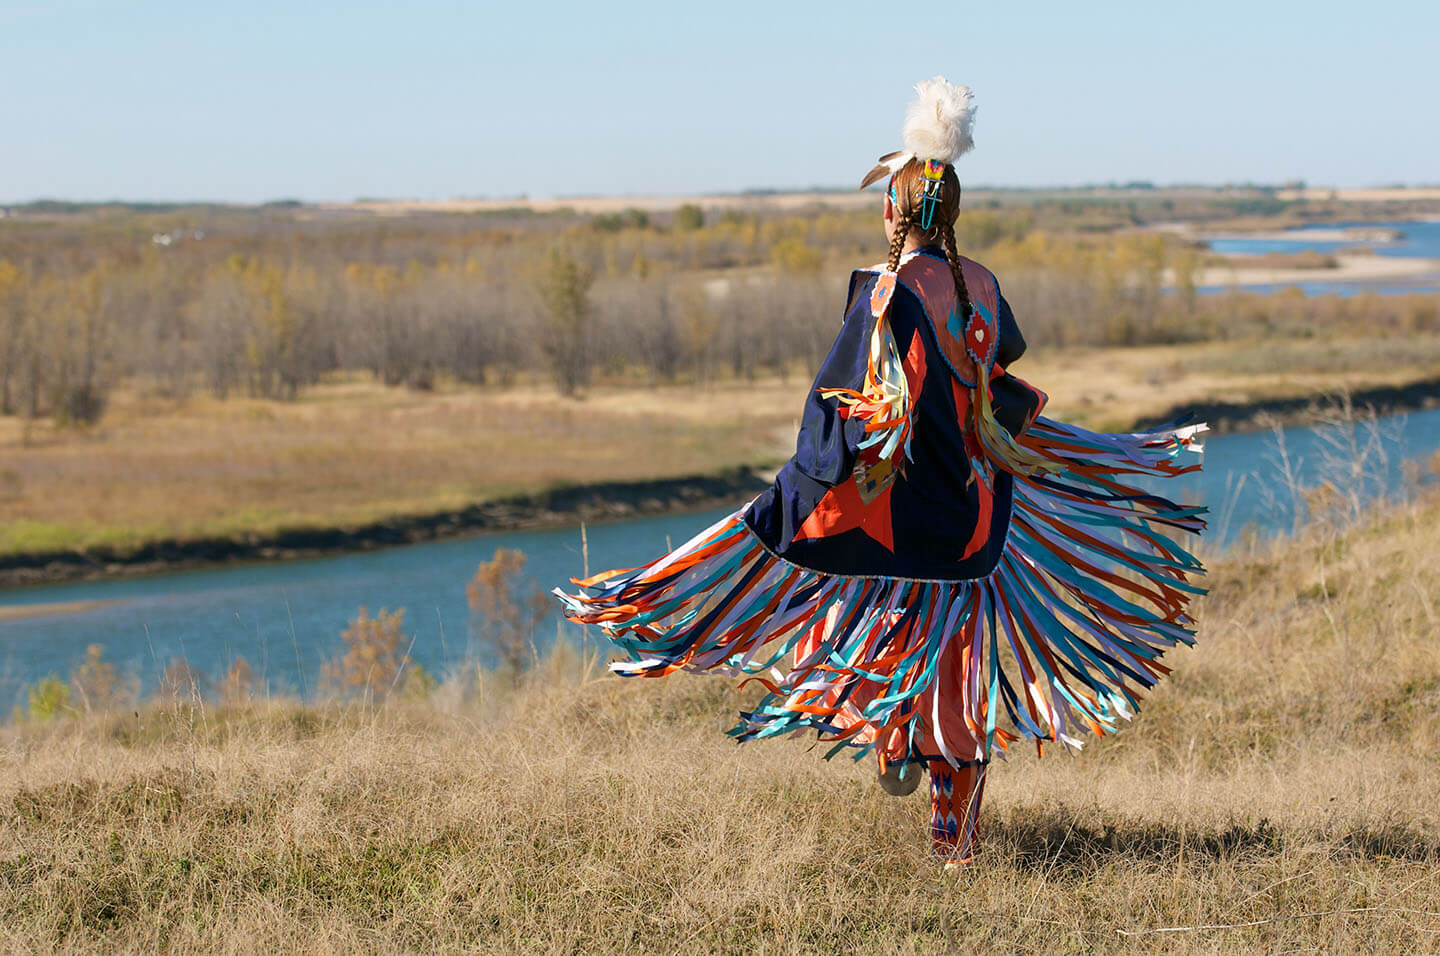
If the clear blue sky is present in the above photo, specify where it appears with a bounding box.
[2,0,1436,203]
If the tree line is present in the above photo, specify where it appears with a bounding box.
[6,201,1421,426]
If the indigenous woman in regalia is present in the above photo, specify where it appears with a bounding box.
[556,78,1207,866]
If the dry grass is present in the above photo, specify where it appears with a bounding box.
[973,336,1440,433]
[3,494,1440,953]
[0,377,799,556]
[6,336,1440,559]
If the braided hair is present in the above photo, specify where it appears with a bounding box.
[886,158,973,322]
[885,206,914,274]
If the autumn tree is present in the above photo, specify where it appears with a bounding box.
[467,548,551,685]
[70,643,130,713]
[534,246,595,396]
[324,607,412,699]
[674,203,705,231]
[0,260,25,414]
[43,264,118,424]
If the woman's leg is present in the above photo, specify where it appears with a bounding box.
[928,758,987,864]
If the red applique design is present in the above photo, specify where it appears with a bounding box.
[963,308,996,368]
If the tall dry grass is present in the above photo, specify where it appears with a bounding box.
[3,492,1440,953]
[0,378,800,556]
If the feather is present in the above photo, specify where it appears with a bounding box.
[860,164,893,190]
[902,76,976,165]
[859,150,916,190]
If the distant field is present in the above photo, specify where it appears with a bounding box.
[1277,186,1440,202]
[0,377,798,557]
[2,491,1438,952]
[318,185,1440,218]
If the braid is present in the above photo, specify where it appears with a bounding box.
[939,220,974,322]
[888,160,968,319]
[886,208,913,273]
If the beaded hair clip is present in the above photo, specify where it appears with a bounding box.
[887,158,949,231]
[918,159,946,231]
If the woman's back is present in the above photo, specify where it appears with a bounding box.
[744,247,1044,581]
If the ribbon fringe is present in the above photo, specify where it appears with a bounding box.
[555,416,1206,765]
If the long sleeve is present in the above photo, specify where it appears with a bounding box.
[988,284,1043,437]
[995,289,1026,368]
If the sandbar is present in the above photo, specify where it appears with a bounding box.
[0,599,121,622]
[1190,254,1440,289]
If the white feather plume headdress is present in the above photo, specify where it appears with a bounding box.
[860,76,977,189]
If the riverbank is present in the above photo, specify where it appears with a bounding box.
[5,372,1440,592]
[0,467,771,591]
[1202,226,1402,243]
[0,599,122,622]
[1194,253,1440,289]
[4,493,1439,952]
[1136,372,1440,433]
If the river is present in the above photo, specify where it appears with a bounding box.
[1201,218,1440,296]
[3,406,1440,705]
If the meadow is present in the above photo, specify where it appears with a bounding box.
[2,481,1439,953]
[3,191,1439,563]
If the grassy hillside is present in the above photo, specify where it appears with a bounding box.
[3,495,1440,952]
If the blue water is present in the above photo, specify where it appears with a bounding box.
[0,508,715,707]
[1201,279,1440,298]
[1208,220,1440,260]
[1201,219,1440,296]
[4,406,1440,706]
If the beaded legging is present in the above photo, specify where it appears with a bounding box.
[928,759,987,863]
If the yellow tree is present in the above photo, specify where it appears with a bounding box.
[324,607,412,699]
[0,259,25,414]
[467,548,550,685]
[533,246,595,396]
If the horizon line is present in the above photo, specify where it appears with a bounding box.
[8,180,1440,210]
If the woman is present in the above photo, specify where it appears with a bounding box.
[555,78,1206,865]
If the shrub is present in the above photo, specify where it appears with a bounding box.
[71,643,126,713]
[401,663,437,701]
[591,208,649,233]
[674,203,705,231]
[324,607,412,699]
[769,237,822,277]
[467,548,550,686]
[158,658,209,702]
[18,677,74,723]
[217,657,255,706]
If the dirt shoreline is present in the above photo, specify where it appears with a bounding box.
[0,468,773,592]
[4,378,1440,592]
[1133,375,1440,434]
[1194,253,1440,288]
